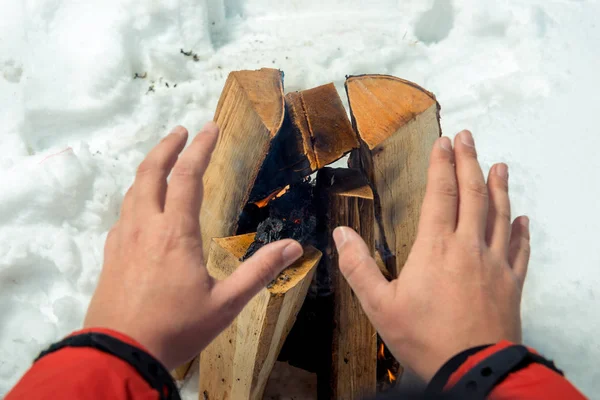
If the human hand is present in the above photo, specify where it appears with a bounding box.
[333,130,530,381]
[84,123,304,370]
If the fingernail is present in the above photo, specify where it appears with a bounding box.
[439,137,452,152]
[460,130,475,147]
[521,216,530,230]
[170,126,187,136]
[281,242,303,265]
[333,227,350,248]
[495,163,509,180]
[202,121,219,135]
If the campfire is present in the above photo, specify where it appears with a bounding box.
[173,69,441,399]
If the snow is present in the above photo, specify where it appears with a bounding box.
[1,0,599,397]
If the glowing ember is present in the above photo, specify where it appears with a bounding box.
[254,185,290,208]
[387,369,396,383]
[378,343,385,359]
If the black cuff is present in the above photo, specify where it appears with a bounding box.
[35,332,181,400]
[447,345,563,399]
[426,345,492,394]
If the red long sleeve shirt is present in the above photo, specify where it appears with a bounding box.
[6,330,586,399]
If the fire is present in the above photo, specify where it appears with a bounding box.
[387,369,397,383]
[254,185,290,208]
[378,343,385,360]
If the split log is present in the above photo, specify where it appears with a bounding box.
[201,68,285,254]
[346,75,441,277]
[172,69,286,380]
[316,167,377,400]
[199,233,322,400]
[249,83,359,203]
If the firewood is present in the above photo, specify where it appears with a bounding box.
[315,167,377,400]
[249,83,359,203]
[172,68,286,381]
[201,68,285,253]
[346,75,441,277]
[199,233,322,400]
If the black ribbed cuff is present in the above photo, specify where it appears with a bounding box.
[35,332,180,400]
[426,345,492,394]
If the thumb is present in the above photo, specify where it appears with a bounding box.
[334,227,390,315]
[211,239,304,316]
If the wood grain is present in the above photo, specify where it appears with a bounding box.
[346,75,441,277]
[316,167,377,400]
[199,234,321,400]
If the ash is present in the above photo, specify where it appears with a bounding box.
[241,180,316,260]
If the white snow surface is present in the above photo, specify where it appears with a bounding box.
[1,0,599,397]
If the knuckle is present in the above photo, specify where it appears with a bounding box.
[495,206,511,223]
[465,180,488,198]
[432,178,458,198]
[171,162,201,180]
[256,262,277,287]
[490,175,509,191]
[136,159,166,177]
[340,253,369,281]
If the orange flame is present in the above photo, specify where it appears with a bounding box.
[387,369,397,383]
[378,343,385,360]
[254,185,290,208]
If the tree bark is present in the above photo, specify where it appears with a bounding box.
[346,75,441,277]
[315,167,377,400]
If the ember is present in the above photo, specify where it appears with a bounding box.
[241,180,317,260]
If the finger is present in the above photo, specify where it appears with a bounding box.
[334,227,391,315]
[165,122,219,216]
[418,137,458,235]
[211,239,303,316]
[103,224,121,267]
[120,186,135,221]
[133,126,188,214]
[454,130,488,239]
[508,216,531,286]
[486,163,511,254]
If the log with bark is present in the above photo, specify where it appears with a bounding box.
[199,234,322,400]
[249,82,359,203]
[173,68,287,380]
[346,75,442,277]
[315,167,377,400]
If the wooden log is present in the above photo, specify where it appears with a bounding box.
[201,68,285,253]
[315,167,377,400]
[173,68,286,381]
[249,83,359,203]
[345,75,441,277]
[199,233,322,400]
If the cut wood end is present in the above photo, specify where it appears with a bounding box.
[300,83,359,168]
[213,233,256,259]
[212,234,322,295]
[269,246,321,294]
[285,91,318,171]
[230,68,285,137]
[317,167,373,199]
[286,83,359,171]
[338,185,373,199]
[345,75,440,149]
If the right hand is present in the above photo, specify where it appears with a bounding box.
[333,130,531,381]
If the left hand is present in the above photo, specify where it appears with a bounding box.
[84,123,304,370]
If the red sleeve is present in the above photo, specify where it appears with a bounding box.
[5,328,160,400]
[444,341,586,400]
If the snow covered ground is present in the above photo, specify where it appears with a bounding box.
[1,0,599,397]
